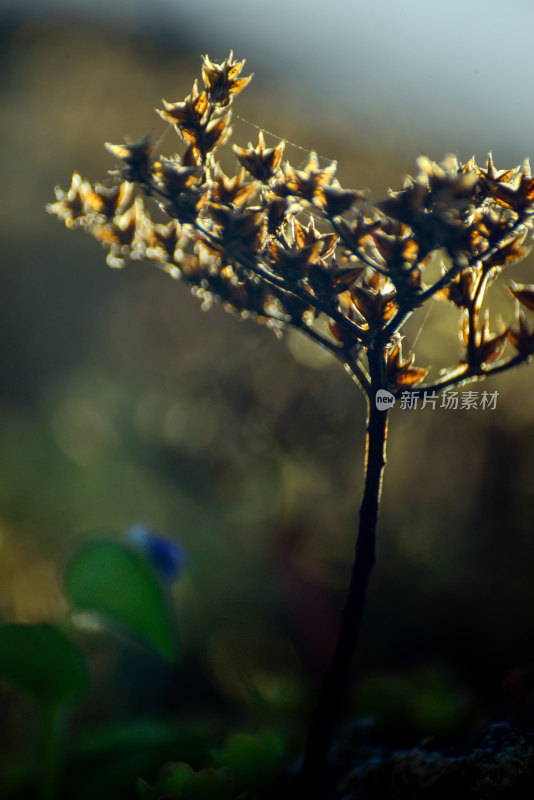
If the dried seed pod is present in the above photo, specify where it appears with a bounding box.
[47,53,534,401]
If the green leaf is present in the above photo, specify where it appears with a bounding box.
[63,541,178,661]
[182,768,232,800]
[212,732,285,793]
[136,778,155,800]
[158,762,195,797]
[0,623,89,707]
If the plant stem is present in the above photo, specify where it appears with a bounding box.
[301,357,389,792]
[39,703,65,800]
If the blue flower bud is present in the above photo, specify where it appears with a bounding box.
[124,523,186,582]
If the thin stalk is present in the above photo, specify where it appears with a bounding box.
[38,703,65,800]
[301,349,389,792]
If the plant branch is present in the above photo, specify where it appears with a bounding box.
[327,215,388,275]
[38,704,65,800]
[300,345,388,793]
[192,219,369,342]
[343,349,372,394]
[409,350,530,397]
[288,318,344,358]
[379,213,534,344]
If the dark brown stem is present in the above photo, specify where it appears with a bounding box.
[300,348,389,793]
[410,349,529,397]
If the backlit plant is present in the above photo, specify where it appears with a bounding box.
[48,52,534,793]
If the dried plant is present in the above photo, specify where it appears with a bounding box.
[48,53,534,793]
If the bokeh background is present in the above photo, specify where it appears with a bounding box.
[2,0,534,795]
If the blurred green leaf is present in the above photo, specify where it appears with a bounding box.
[136,777,156,800]
[141,764,234,800]
[158,762,195,797]
[0,623,89,707]
[63,541,178,661]
[212,731,285,793]
[355,666,471,738]
[182,768,232,800]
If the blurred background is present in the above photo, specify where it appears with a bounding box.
[1,0,534,795]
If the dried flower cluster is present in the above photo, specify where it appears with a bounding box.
[48,54,534,791]
[48,52,534,401]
